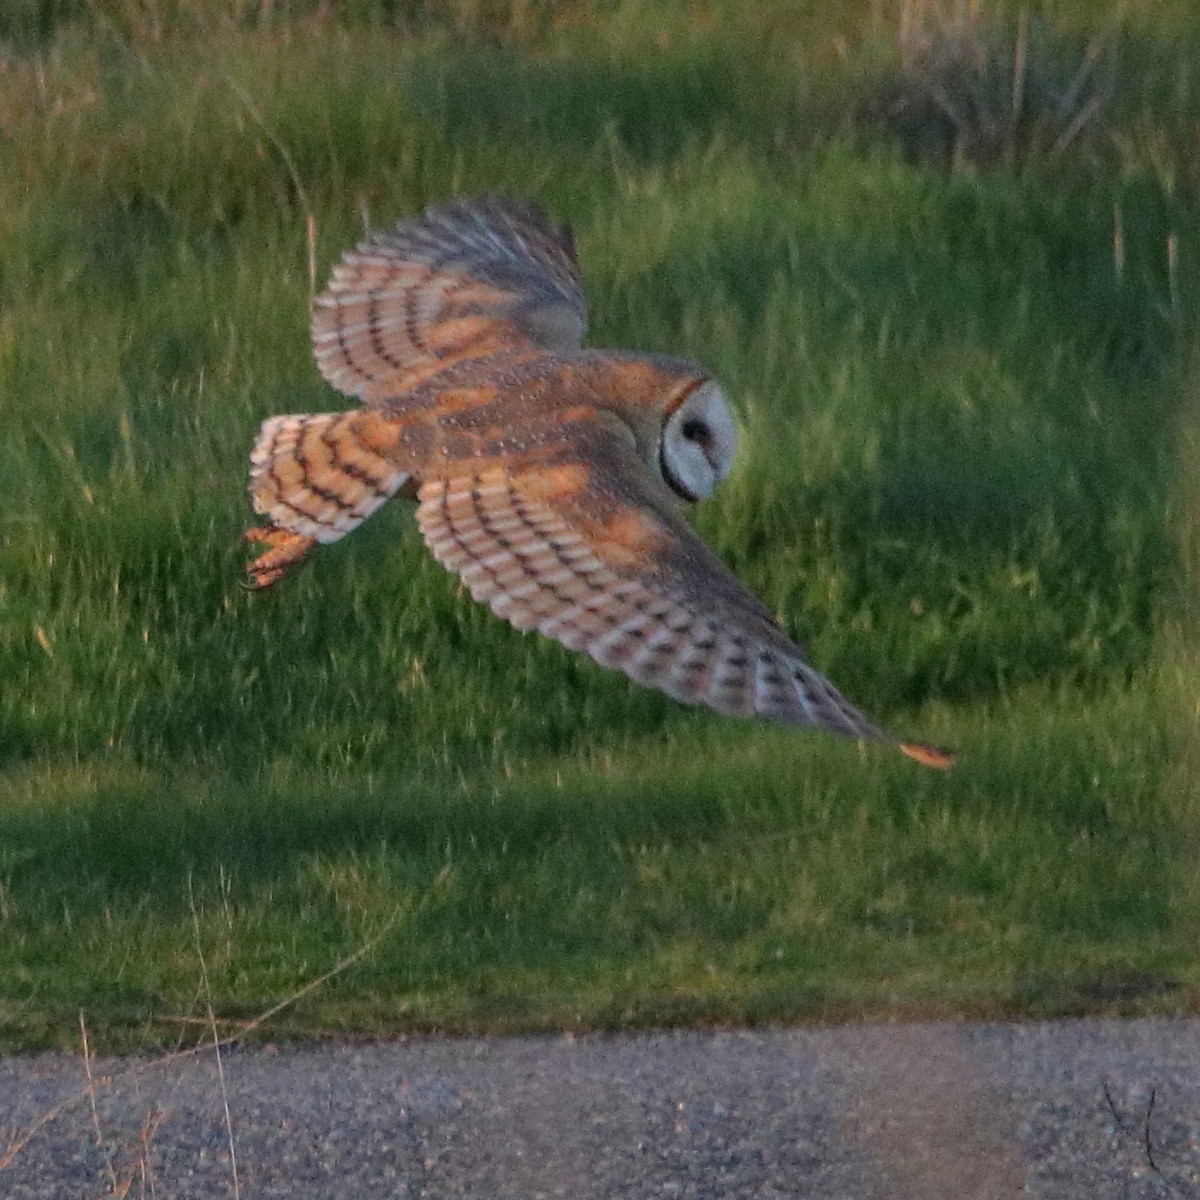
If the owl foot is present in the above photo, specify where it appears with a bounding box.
[898,742,956,769]
[243,525,317,589]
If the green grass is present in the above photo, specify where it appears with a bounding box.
[1,0,1199,1051]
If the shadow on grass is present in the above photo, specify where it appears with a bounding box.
[0,748,733,905]
[0,671,1192,1047]
[0,676,1172,914]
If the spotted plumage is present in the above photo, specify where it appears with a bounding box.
[245,195,952,768]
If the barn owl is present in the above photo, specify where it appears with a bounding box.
[244,196,951,768]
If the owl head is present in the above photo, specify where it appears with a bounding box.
[595,353,739,503]
[659,378,739,502]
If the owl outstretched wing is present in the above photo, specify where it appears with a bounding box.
[312,196,587,405]
[415,414,952,766]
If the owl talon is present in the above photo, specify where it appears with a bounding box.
[243,525,316,590]
[898,742,956,769]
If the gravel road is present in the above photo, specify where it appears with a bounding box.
[2,1019,1199,1199]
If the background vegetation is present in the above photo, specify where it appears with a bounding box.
[1,0,1198,1050]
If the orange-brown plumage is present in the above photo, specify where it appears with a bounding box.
[244,195,953,767]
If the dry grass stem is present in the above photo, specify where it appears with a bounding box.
[80,1010,120,1196]
[0,902,409,1175]
[189,874,240,1200]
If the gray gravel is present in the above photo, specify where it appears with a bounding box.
[2,1019,1199,1198]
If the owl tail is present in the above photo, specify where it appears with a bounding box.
[244,410,412,589]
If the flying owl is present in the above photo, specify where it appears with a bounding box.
[244,196,951,768]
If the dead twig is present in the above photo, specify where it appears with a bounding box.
[1102,1077,1193,1197]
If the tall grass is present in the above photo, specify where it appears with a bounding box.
[1,1,1198,1048]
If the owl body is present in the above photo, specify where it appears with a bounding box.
[245,196,951,768]
[378,349,705,472]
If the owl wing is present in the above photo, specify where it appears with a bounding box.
[312,196,587,405]
[415,417,952,766]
